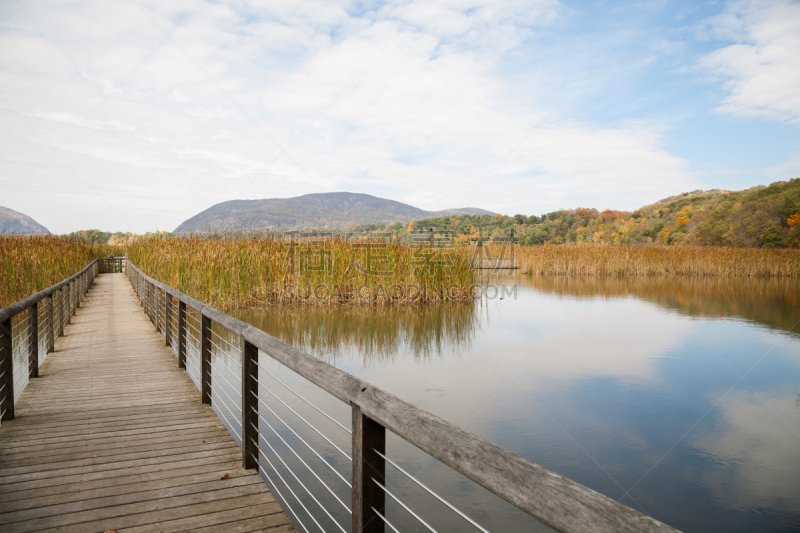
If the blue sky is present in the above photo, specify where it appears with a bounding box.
[0,0,798,233]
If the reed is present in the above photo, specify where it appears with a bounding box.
[236,303,477,364]
[127,235,476,309]
[0,235,118,308]
[515,244,800,277]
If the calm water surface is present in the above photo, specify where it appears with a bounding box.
[225,274,800,532]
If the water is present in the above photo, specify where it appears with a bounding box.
[225,274,800,532]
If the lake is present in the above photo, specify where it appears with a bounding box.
[198,273,800,532]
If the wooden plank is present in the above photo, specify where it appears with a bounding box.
[2,485,270,533]
[30,493,277,533]
[0,439,238,476]
[0,474,265,526]
[0,409,213,437]
[0,419,226,449]
[0,435,236,470]
[0,402,207,427]
[1,459,254,505]
[0,469,259,514]
[124,503,291,533]
[0,448,243,486]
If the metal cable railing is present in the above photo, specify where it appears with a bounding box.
[124,259,680,533]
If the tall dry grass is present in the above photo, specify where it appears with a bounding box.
[1,235,118,308]
[515,245,800,277]
[127,236,476,309]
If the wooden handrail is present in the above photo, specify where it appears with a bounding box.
[125,259,679,533]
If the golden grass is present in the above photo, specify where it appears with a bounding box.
[1,235,118,308]
[127,236,476,309]
[515,244,800,277]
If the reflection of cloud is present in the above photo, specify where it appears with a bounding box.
[691,389,800,512]
[500,294,693,383]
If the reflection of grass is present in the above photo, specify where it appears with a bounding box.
[1,235,117,307]
[515,245,800,277]
[519,274,800,336]
[236,302,478,365]
[128,236,476,309]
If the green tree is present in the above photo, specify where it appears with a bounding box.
[761,225,783,248]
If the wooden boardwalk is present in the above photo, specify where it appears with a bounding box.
[0,274,292,533]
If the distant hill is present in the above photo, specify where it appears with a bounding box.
[174,192,493,233]
[0,206,50,235]
[399,178,800,248]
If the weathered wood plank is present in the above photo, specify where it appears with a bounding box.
[0,468,259,514]
[3,486,271,533]
[0,473,264,526]
[124,503,292,533]
[1,460,256,505]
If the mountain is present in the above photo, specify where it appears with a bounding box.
[0,206,51,235]
[403,178,800,248]
[174,192,493,232]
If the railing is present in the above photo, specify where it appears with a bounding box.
[125,260,678,533]
[0,257,124,422]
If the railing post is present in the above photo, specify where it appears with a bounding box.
[53,287,64,337]
[165,293,173,347]
[201,314,212,404]
[28,304,39,379]
[149,283,155,325]
[46,295,54,353]
[67,281,73,317]
[155,288,162,334]
[0,317,14,421]
[177,301,186,369]
[242,339,258,469]
[352,404,386,533]
[57,289,64,337]
[76,275,81,308]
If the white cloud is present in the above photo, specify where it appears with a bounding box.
[690,388,800,510]
[0,0,701,232]
[699,0,800,123]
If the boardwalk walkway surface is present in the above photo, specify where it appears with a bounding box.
[0,273,292,533]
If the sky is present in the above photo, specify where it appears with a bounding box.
[0,0,798,234]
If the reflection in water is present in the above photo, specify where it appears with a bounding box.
[236,302,478,365]
[500,274,800,337]
[228,274,800,533]
[690,389,800,510]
